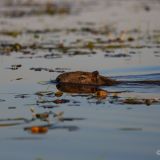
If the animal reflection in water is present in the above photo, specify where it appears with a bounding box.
[56,83,108,99]
[56,83,101,94]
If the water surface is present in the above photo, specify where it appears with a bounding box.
[0,0,160,160]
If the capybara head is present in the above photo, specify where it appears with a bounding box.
[56,71,99,84]
[56,71,117,86]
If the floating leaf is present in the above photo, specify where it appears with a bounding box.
[55,91,63,97]
[12,43,22,52]
[53,99,70,104]
[86,41,94,50]
[26,126,48,134]
[96,90,108,98]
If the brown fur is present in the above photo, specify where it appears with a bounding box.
[56,71,118,86]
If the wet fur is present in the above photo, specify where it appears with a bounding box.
[56,71,118,86]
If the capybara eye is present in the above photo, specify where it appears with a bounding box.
[56,78,60,82]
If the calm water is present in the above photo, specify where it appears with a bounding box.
[0,0,160,160]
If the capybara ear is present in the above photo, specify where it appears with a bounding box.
[92,71,99,77]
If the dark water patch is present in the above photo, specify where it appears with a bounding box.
[33,53,62,59]
[17,56,33,59]
[14,94,30,99]
[111,97,160,106]
[49,125,79,132]
[30,67,61,73]
[0,117,35,127]
[104,53,131,58]
[102,65,160,76]
[0,122,22,127]
[119,127,142,131]
[10,78,23,81]
[0,99,5,102]
[71,94,91,97]
[155,54,160,57]
[8,106,16,109]
[68,104,81,107]
[119,80,160,86]
[36,98,70,104]
[30,67,70,73]
[43,53,62,59]
[0,117,34,123]
[9,137,44,140]
[113,72,160,81]
[58,117,85,122]
[39,105,60,109]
